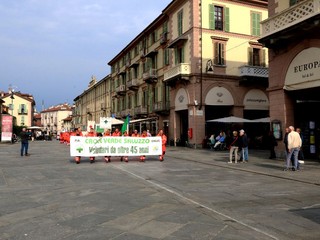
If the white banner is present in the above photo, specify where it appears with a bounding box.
[70,136,162,156]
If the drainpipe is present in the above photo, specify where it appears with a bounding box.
[198,0,203,111]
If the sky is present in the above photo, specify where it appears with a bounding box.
[0,0,172,111]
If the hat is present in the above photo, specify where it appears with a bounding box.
[239,129,245,133]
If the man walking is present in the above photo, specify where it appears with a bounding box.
[284,126,302,171]
[20,127,30,156]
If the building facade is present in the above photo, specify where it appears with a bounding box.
[41,103,73,135]
[107,0,269,143]
[73,75,112,130]
[259,0,320,159]
[74,0,269,144]
[0,91,35,127]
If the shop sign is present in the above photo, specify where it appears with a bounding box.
[1,115,13,142]
[285,47,320,90]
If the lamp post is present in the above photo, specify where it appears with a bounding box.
[8,86,15,116]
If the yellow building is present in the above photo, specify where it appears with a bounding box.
[259,0,320,159]
[1,91,35,127]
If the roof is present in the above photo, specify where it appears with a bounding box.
[41,103,72,113]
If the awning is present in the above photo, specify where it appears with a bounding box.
[130,117,158,123]
[250,117,270,123]
[207,116,252,123]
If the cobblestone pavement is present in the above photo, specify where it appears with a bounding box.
[0,140,319,240]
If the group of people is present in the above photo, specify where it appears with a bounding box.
[207,129,249,163]
[67,127,167,164]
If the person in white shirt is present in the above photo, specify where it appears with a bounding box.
[284,126,302,171]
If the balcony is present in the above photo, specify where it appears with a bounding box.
[115,84,126,95]
[143,69,157,84]
[101,103,106,111]
[153,101,170,115]
[163,63,191,85]
[160,32,168,45]
[127,78,139,90]
[239,66,268,78]
[18,108,28,115]
[259,0,320,48]
[239,66,269,87]
[134,105,148,116]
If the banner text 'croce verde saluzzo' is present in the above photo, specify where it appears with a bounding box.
[70,136,162,157]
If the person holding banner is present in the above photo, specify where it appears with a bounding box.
[157,129,167,161]
[131,129,140,162]
[139,130,148,162]
[103,129,112,163]
[112,128,122,162]
[121,131,129,162]
[71,128,83,164]
[86,127,97,164]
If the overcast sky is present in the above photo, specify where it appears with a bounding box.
[0,0,172,111]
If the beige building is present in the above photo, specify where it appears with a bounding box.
[73,75,112,130]
[0,91,35,127]
[259,0,320,159]
[41,104,72,135]
[74,0,269,145]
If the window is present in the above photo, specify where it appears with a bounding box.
[178,10,183,36]
[164,48,170,66]
[248,47,266,67]
[209,5,229,32]
[214,42,225,65]
[290,0,303,6]
[142,91,148,107]
[251,12,261,36]
[175,46,184,64]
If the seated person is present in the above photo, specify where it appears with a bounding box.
[208,134,216,149]
[214,132,225,149]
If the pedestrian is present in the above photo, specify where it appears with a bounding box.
[86,127,97,164]
[296,128,304,161]
[267,131,277,159]
[147,129,152,137]
[283,127,294,167]
[284,126,302,171]
[228,130,240,163]
[239,129,249,162]
[157,129,167,161]
[20,127,30,156]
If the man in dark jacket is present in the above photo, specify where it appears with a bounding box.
[20,128,30,156]
[239,129,249,162]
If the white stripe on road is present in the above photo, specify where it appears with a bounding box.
[113,165,279,240]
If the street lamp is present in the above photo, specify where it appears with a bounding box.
[8,86,15,116]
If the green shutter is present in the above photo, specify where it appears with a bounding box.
[261,49,266,67]
[181,47,185,63]
[221,44,225,65]
[251,13,261,36]
[224,7,230,32]
[209,4,215,30]
[214,42,218,64]
[175,48,178,64]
